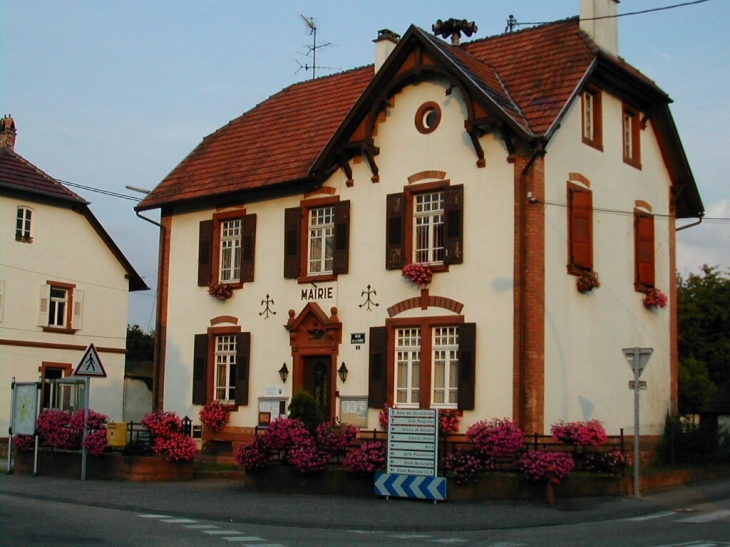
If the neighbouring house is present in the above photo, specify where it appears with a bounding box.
[135,0,704,444]
[0,116,148,437]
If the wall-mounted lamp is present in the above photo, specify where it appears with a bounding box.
[278,363,289,383]
[338,362,348,383]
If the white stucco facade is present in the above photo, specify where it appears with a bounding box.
[1,191,141,436]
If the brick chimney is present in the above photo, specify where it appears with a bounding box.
[0,115,16,151]
[374,29,400,72]
[580,0,619,56]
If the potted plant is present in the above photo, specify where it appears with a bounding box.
[643,287,668,309]
[402,263,433,287]
[576,271,601,293]
[208,281,233,301]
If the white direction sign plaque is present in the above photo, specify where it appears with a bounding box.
[386,409,438,477]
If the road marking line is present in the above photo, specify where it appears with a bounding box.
[221,537,264,542]
[137,514,173,519]
[161,518,198,524]
[390,534,432,538]
[428,540,469,544]
[184,525,220,529]
[204,530,246,535]
[676,509,730,523]
[622,511,675,521]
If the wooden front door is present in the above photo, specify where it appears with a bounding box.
[303,356,332,420]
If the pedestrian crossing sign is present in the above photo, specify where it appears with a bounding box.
[73,344,107,378]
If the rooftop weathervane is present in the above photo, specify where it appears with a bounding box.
[432,18,478,45]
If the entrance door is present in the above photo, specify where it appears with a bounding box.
[303,356,332,420]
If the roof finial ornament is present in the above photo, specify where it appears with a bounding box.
[505,15,518,33]
[432,18,478,45]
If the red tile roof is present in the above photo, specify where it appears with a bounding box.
[138,17,692,213]
[0,148,86,203]
[139,66,373,210]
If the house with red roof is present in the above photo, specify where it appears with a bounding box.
[136,0,703,444]
[0,116,148,438]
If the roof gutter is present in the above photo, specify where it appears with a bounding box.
[676,214,703,232]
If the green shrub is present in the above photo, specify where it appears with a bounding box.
[655,413,730,466]
[288,390,324,433]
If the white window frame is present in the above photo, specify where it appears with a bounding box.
[38,283,83,331]
[16,206,33,242]
[395,327,421,408]
[414,191,444,264]
[623,111,634,159]
[582,91,594,141]
[308,206,334,275]
[214,334,237,404]
[431,326,459,408]
[219,219,242,283]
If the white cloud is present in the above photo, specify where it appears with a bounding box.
[677,200,730,275]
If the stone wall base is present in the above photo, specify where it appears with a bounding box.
[12,450,193,481]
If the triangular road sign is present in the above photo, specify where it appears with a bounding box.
[622,347,653,378]
[73,344,107,377]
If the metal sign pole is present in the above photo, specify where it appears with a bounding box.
[33,377,41,476]
[633,347,641,497]
[6,377,16,474]
[81,377,90,481]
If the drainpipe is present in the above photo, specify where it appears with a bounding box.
[518,140,546,430]
[676,215,703,232]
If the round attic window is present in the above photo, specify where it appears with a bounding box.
[415,102,441,134]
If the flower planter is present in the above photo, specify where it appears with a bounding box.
[13,450,194,481]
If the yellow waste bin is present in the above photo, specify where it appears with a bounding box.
[106,422,127,447]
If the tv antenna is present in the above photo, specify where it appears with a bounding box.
[296,15,337,79]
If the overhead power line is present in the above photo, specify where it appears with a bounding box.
[517,0,712,26]
[58,179,142,202]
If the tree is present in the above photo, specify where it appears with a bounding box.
[677,266,730,413]
[126,324,155,362]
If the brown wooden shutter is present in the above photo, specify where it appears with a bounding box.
[635,212,655,289]
[198,220,213,286]
[457,323,476,410]
[368,326,388,408]
[284,207,302,279]
[192,334,209,405]
[444,185,464,265]
[386,193,406,270]
[241,214,257,282]
[568,186,593,271]
[332,200,350,275]
[235,332,251,406]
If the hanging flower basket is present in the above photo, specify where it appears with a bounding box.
[208,282,233,301]
[199,400,230,433]
[576,271,601,293]
[643,288,667,309]
[402,263,433,287]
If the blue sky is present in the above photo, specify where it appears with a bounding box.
[2,0,727,330]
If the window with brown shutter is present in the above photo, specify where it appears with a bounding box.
[283,197,350,282]
[623,104,642,169]
[368,326,388,408]
[386,182,464,272]
[192,327,250,407]
[634,210,655,291]
[198,211,256,289]
[567,183,593,274]
[376,316,471,411]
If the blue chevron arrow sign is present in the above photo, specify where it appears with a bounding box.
[374,473,447,501]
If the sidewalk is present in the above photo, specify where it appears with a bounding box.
[1,470,729,532]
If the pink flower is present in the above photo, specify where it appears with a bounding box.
[141,410,182,439]
[402,263,433,287]
[13,435,36,452]
[466,418,524,459]
[378,404,390,430]
[343,442,386,475]
[315,420,358,451]
[643,288,668,309]
[438,409,461,434]
[551,419,607,447]
[444,449,486,484]
[199,400,230,433]
[516,450,575,482]
[286,437,329,473]
[208,282,233,300]
[263,417,311,451]
[235,437,270,472]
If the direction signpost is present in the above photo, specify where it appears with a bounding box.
[374,408,446,502]
[622,346,653,497]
